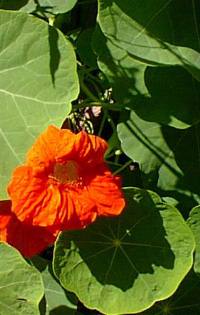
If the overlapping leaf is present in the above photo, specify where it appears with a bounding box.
[0,0,77,15]
[98,0,200,80]
[0,243,44,315]
[117,111,200,209]
[53,188,194,315]
[0,10,79,198]
[93,2,200,129]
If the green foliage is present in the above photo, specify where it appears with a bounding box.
[0,10,79,198]
[53,188,194,314]
[0,242,44,315]
[0,0,77,15]
[0,1,199,314]
[188,206,200,276]
[117,111,200,209]
[31,256,77,315]
[97,0,200,80]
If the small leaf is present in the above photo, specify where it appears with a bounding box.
[53,188,194,315]
[0,242,44,315]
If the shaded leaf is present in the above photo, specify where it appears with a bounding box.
[0,243,44,315]
[98,0,200,80]
[138,271,200,315]
[0,10,79,198]
[77,28,98,69]
[117,111,200,209]
[93,20,200,129]
[53,188,194,315]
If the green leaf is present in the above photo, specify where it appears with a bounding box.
[53,188,194,315]
[188,206,200,276]
[77,28,97,69]
[0,0,77,15]
[117,111,200,209]
[31,256,78,315]
[138,271,200,315]
[0,10,79,198]
[93,18,200,129]
[98,0,200,81]
[0,242,44,315]
[92,25,149,100]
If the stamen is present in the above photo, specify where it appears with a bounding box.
[51,161,80,184]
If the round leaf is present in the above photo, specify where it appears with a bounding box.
[0,10,79,198]
[0,242,44,315]
[53,188,194,315]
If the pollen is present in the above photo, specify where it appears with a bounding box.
[52,160,79,184]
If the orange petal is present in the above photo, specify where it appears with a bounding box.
[26,125,75,169]
[0,200,57,257]
[61,131,108,167]
[61,189,97,230]
[7,165,66,228]
[7,218,57,257]
[86,166,125,217]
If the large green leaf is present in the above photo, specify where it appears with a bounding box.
[117,111,200,209]
[0,0,77,14]
[0,10,79,198]
[0,242,44,315]
[93,14,200,129]
[98,0,200,81]
[138,271,200,315]
[188,206,200,276]
[53,188,194,315]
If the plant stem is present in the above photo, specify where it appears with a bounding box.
[98,109,108,136]
[113,160,133,175]
[80,78,99,102]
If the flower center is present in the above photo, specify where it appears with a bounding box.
[52,160,79,184]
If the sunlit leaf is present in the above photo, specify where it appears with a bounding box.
[0,0,77,15]
[53,188,194,315]
[0,10,79,198]
[0,243,44,315]
[188,206,200,276]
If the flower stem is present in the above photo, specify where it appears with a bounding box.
[113,160,133,175]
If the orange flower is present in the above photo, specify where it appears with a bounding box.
[8,126,125,231]
[0,200,57,257]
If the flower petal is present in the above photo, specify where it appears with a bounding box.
[67,131,108,167]
[61,189,97,230]
[86,166,125,216]
[0,200,57,257]
[26,125,75,169]
[7,166,66,228]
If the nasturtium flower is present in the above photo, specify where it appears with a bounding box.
[8,126,125,231]
[0,200,57,257]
